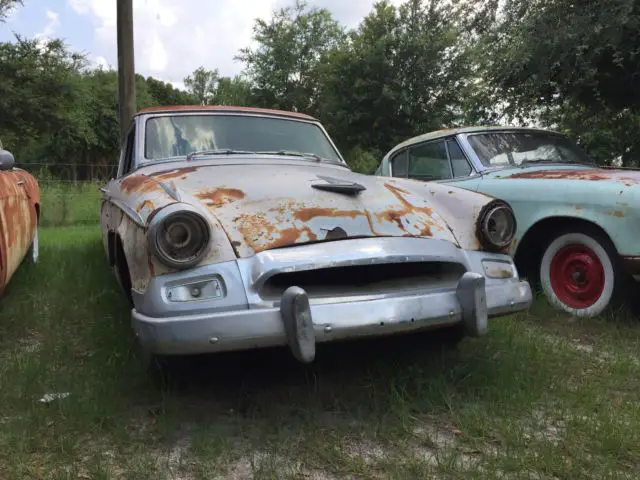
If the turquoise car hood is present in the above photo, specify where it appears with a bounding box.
[483,164,640,186]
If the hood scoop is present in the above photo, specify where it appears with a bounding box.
[311,175,366,195]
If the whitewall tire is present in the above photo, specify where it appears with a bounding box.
[539,231,617,317]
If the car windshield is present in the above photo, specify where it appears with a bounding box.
[143,114,343,163]
[467,131,595,168]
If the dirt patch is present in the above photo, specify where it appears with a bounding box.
[411,420,491,470]
[224,452,340,480]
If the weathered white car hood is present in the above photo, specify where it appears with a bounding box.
[148,160,453,257]
[115,157,492,260]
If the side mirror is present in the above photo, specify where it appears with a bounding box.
[0,149,15,171]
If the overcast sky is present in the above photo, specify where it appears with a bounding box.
[0,0,403,90]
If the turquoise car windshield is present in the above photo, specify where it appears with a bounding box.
[467,131,596,168]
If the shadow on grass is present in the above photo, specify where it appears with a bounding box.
[4,225,632,478]
[1,227,565,430]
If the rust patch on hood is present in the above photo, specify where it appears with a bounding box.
[196,187,245,207]
[152,166,200,181]
[506,170,610,180]
[233,212,278,252]
[121,174,160,194]
[377,183,435,236]
[293,207,362,222]
[504,169,640,184]
[267,226,318,250]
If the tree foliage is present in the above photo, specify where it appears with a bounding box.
[471,0,640,165]
[316,0,479,156]
[479,0,640,114]
[183,66,218,105]
[0,0,21,22]
[236,0,346,113]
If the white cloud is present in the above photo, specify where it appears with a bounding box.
[35,10,60,41]
[33,10,60,50]
[93,55,110,70]
[67,0,405,86]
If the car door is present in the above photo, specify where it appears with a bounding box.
[0,167,33,292]
[388,137,482,191]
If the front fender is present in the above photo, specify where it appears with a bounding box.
[509,200,640,258]
[383,178,501,252]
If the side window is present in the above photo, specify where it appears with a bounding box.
[407,141,452,181]
[447,140,473,177]
[390,151,408,178]
[120,125,136,176]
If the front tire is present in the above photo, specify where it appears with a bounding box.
[539,229,620,317]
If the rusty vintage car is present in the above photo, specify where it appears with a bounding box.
[376,126,640,317]
[100,106,532,367]
[0,145,40,296]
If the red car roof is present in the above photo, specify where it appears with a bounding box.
[136,105,318,121]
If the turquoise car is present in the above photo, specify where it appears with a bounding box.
[375,126,640,317]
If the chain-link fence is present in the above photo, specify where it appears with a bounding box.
[15,164,114,228]
[15,163,118,186]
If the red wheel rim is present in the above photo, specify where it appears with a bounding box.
[549,243,605,309]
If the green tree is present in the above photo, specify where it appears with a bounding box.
[184,66,218,105]
[477,0,640,115]
[146,76,196,105]
[473,0,640,165]
[236,0,345,113]
[213,75,253,106]
[317,0,476,157]
[0,36,87,155]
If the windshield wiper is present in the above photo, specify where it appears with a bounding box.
[256,150,324,162]
[186,149,254,161]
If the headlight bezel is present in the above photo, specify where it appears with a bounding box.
[476,199,517,252]
[147,203,211,270]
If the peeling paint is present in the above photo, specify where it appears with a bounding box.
[293,207,362,222]
[120,174,160,194]
[505,168,640,185]
[380,183,435,236]
[606,210,625,218]
[196,187,246,207]
[136,199,155,213]
[0,168,39,294]
[152,166,200,181]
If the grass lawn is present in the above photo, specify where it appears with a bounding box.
[1,221,640,479]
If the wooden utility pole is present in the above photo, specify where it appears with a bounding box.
[116,0,136,143]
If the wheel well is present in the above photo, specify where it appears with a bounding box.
[114,233,133,304]
[108,232,131,281]
[107,231,116,266]
[514,216,617,278]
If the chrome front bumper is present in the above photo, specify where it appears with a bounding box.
[131,237,532,360]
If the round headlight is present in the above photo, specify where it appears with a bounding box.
[477,201,516,251]
[148,205,211,269]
